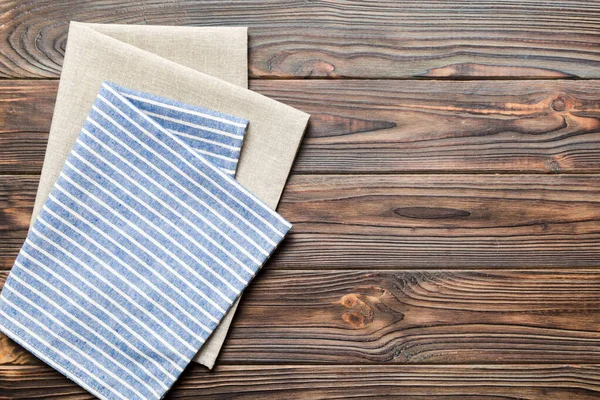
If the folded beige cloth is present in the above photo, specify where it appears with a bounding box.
[32,22,309,368]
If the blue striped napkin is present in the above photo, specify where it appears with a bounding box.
[0,82,291,400]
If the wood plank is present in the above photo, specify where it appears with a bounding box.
[259,80,600,174]
[1,1,600,79]
[272,174,600,268]
[221,269,600,364]
[1,364,600,399]
[1,268,600,365]
[171,364,600,400]
[0,175,37,268]
[0,175,37,231]
[2,174,600,269]
[0,81,55,174]
[3,79,600,174]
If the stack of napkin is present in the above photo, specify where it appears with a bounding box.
[0,22,309,400]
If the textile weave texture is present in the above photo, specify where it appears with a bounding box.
[33,23,309,368]
[0,82,291,400]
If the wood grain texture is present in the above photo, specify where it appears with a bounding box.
[258,80,600,173]
[0,175,37,268]
[1,1,600,79]
[1,364,600,399]
[273,174,600,268]
[2,174,600,269]
[1,3,600,396]
[220,269,600,364]
[2,79,600,174]
[0,81,55,174]
[4,268,598,366]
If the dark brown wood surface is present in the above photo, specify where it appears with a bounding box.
[3,79,600,174]
[4,174,600,269]
[1,1,600,79]
[4,269,599,366]
[2,365,600,400]
[1,1,600,399]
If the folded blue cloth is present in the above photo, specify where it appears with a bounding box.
[119,84,247,176]
[0,82,291,400]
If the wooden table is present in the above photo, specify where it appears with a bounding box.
[1,1,600,399]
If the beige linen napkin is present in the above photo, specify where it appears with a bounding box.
[32,22,309,368]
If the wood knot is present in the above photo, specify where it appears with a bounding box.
[547,160,561,173]
[394,207,471,219]
[299,59,337,77]
[340,294,360,308]
[551,96,568,112]
[341,312,368,329]
[336,293,375,329]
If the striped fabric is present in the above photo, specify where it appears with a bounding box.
[120,85,248,176]
[0,82,291,400]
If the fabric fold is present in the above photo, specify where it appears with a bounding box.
[30,22,310,368]
[0,82,292,400]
